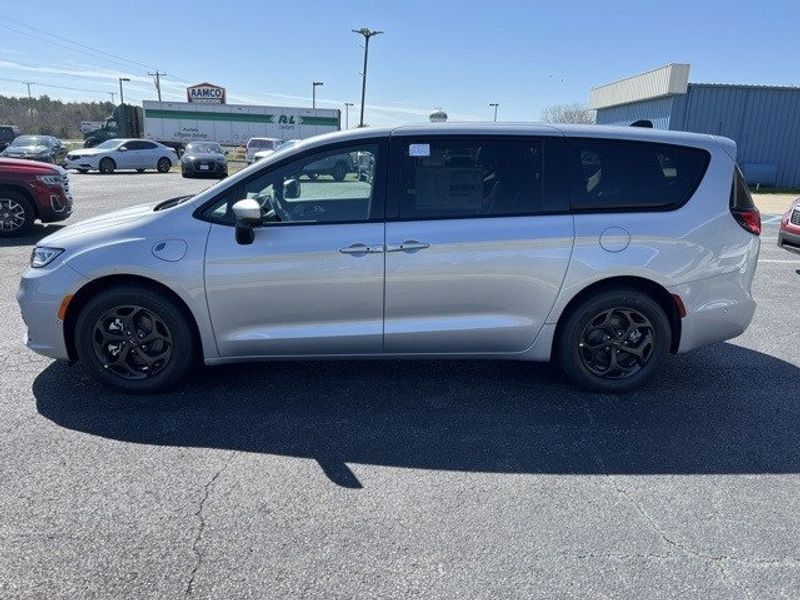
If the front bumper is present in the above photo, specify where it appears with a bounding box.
[778,227,800,255]
[31,180,73,223]
[17,262,86,361]
[182,160,226,176]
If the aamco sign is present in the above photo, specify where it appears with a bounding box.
[186,82,226,104]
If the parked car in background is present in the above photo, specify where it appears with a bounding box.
[181,142,228,178]
[0,125,21,152]
[253,139,299,162]
[0,158,72,236]
[778,197,800,254]
[246,137,281,164]
[1,135,68,165]
[64,139,177,174]
[17,124,761,394]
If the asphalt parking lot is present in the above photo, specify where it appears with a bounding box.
[1,172,800,599]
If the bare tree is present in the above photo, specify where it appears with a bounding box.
[540,102,595,124]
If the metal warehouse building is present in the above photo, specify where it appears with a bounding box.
[590,64,800,187]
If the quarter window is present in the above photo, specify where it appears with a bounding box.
[567,139,710,211]
[396,139,547,219]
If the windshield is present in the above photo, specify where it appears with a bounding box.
[95,140,122,149]
[275,140,298,152]
[248,139,279,149]
[10,135,52,147]
[187,142,222,154]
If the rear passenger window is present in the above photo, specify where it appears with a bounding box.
[396,139,550,219]
[566,139,710,211]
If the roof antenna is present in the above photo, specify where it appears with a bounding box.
[630,119,653,128]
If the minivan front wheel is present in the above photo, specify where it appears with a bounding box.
[556,288,670,393]
[74,286,195,393]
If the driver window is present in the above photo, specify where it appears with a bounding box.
[241,143,380,224]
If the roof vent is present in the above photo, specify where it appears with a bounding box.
[630,119,653,128]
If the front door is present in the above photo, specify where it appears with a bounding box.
[203,139,387,357]
[384,135,573,354]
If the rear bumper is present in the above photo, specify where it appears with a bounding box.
[778,227,800,255]
[670,270,757,354]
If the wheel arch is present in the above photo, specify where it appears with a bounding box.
[63,274,205,363]
[552,275,682,358]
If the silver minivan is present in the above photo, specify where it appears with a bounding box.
[17,124,761,393]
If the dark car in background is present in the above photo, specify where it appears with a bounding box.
[0,158,72,236]
[0,125,21,152]
[2,135,68,165]
[181,141,228,178]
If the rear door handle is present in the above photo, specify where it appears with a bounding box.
[338,243,384,255]
[386,240,431,253]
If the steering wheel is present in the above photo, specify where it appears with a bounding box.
[260,191,291,223]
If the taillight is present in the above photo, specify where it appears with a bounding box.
[732,207,761,236]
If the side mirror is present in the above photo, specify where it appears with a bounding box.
[232,199,263,245]
[118,146,128,152]
[284,178,301,199]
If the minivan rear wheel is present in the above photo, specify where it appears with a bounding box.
[556,288,670,393]
[74,286,195,393]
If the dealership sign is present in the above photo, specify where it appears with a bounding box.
[187,82,226,104]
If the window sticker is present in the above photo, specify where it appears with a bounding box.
[408,143,430,157]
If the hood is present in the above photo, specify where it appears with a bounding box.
[40,202,159,248]
[4,145,52,155]
[184,152,225,161]
[67,147,109,157]
[0,157,63,174]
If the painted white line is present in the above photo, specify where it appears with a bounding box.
[758,259,800,264]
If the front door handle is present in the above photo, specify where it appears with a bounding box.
[339,243,384,255]
[386,240,431,253]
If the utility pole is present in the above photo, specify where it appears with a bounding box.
[489,102,499,122]
[148,71,167,102]
[344,102,354,129]
[312,81,323,109]
[108,92,116,103]
[23,81,33,98]
[352,27,383,127]
[118,77,130,105]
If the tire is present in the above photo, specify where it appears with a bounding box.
[181,171,192,179]
[74,286,196,393]
[136,168,145,174]
[332,162,348,182]
[77,169,89,174]
[555,288,671,393]
[157,157,171,173]
[99,157,116,174]
[0,190,35,236]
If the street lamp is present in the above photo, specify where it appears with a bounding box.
[312,81,323,109]
[118,77,130,105]
[352,27,383,127]
[344,102,354,129]
[489,102,499,122]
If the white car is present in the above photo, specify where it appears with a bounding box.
[65,139,177,175]
[245,137,282,164]
[253,139,299,163]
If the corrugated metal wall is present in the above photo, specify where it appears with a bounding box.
[589,64,689,110]
[594,96,676,130]
[596,84,800,186]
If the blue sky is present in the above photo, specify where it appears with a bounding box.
[1,0,799,127]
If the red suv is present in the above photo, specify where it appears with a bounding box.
[0,158,72,236]
[778,197,800,255]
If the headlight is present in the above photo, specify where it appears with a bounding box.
[31,247,64,268]
[37,175,63,186]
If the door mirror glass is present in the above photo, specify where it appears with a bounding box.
[283,178,301,199]
[232,199,263,245]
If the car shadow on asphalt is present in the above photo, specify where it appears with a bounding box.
[0,224,66,247]
[33,342,800,488]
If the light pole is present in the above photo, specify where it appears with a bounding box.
[118,77,130,105]
[352,27,383,127]
[489,102,499,122]
[108,92,116,104]
[312,81,323,109]
[344,102,354,129]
